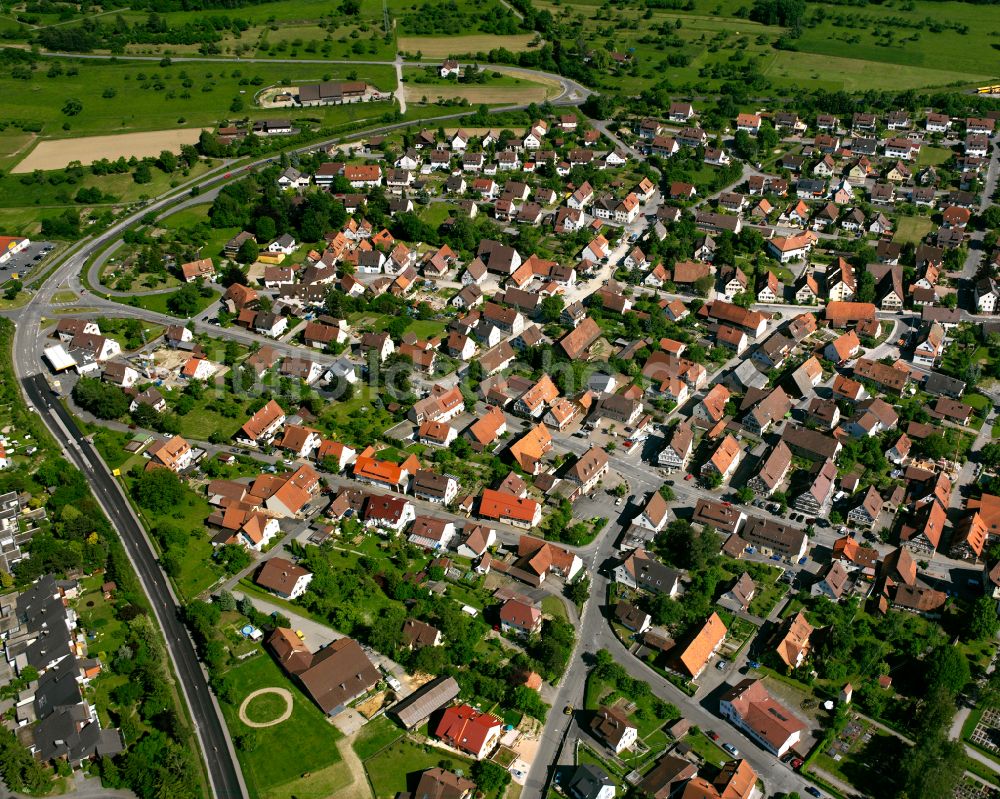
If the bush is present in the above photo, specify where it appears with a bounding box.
[72,378,128,419]
[131,468,185,514]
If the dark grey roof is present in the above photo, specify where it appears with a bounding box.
[635,559,682,594]
[390,675,460,729]
[24,625,73,671]
[568,764,614,799]
[923,371,966,397]
[34,658,82,720]
[33,707,123,763]
[16,575,61,628]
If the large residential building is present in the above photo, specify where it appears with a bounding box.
[720,679,806,756]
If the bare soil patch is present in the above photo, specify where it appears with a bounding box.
[12,128,205,173]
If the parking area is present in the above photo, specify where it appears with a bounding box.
[0,240,55,284]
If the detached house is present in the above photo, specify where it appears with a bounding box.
[499,598,542,636]
[435,705,502,759]
[591,707,638,755]
[701,434,742,484]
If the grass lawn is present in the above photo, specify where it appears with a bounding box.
[444,580,489,611]
[541,595,569,623]
[75,574,127,659]
[243,692,290,724]
[584,675,665,739]
[220,652,346,799]
[0,130,33,172]
[364,738,472,798]
[577,743,625,783]
[418,202,458,228]
[91,427,139,471]
[916,146,953,166]
[964,393,991,411]
[114,287,218,318]
[174,404,244,442]
[683,731,731,769]
[941,345,989,380]
[352,715,404,760]
[364,314,448,340]
[159,205,239,260]
[0,161,213,209]
[314,382,400,447]
[789,0,1000,78]
[892,216,934,245]
[769,265,796,284]
[748,578,788,619]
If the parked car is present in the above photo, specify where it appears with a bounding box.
[716,659,728,671]
[722,743,739,756]
[707,731,720,741]
[806,788,823,798]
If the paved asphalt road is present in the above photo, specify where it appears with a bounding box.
[21,374,247,799]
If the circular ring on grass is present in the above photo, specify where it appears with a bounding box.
[238,688,293,728]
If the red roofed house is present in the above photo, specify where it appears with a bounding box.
[517,535,584,582]
[478,489,541,529]
[147,435,194,472]
[237,400,286,447]
[499,598,542,636]
[672,613,727,679]
[181,258,216,283]
[435,704,503,759]
[354,452,420,493]
[363,494,416,534]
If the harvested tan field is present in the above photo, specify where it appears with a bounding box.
[398,33,536,58]
[412,85,553,104]
[12,128,205,173]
